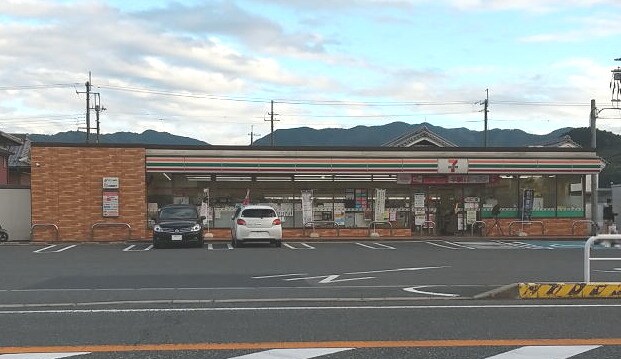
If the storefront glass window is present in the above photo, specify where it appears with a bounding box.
[519,175,556,218]
[481,176,519,218]
[557,175,584,217]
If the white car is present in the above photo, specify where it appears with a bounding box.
[231,205,282,247]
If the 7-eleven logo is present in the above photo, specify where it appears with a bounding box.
[439,158,468,174]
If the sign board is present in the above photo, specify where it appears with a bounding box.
[301,190,313,226]
[102,190,119,217]
[374,189,386,221]
[438,159,468,174]
[521,189,534,221]
[102,177,119,189]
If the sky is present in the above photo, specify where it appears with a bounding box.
[0,0,620,145]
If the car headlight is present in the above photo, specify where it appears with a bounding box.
[153,225,163,232]
[192,224,201,231]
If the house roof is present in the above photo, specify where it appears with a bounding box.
[8,135,31,167]
[0,131,23,147]
[382,126,458,147]
[530,135,581,148]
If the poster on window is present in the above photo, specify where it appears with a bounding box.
[374,189,386,221]
[521,189,534,221]
[301,190,313,226]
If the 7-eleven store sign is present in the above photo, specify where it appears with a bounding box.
[438,158,468,174]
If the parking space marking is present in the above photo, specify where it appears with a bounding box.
[443,241,476,249]
[207,243,234,250]
[355,242,396,250]
[425,241,459,250]
[284,242,316,249]
[403,285,459,297]
[122,244,153,252]
[33,245,77,253]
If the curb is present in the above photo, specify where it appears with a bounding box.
[518,282,621,299]
[473,283,519,299]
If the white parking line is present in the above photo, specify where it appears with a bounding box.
[207,243,234,250]
[283,243,297,249]
[123,244,153,252]
[33,245,77,253]
[33,245,57,253]
[355,242,395,249]
[0,353,90,359]
[373,243,396,249]
[425,241,458,250]
[300,243,315,249]
[227,348,354,359]
[355,243,378,249]
[484,345,600,359]
[443,241,476,249]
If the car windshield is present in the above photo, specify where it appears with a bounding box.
[159,207,198,220]
[242,208,277,218]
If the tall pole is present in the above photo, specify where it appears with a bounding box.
[270,100,274,147]
[590,99,598,233]
[484,89,489,147]
[85,72,91,143]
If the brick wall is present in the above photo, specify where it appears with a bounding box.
[31,146,147,241]
[483,218,591,237]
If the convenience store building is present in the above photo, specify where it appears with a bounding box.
[30,136,603,241]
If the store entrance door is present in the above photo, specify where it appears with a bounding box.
[427,186,460,235]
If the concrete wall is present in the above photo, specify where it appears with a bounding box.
[31,146,148,241]
[0,187,31,240]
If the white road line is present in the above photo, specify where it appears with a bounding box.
[2,303,621,315]
[122,245,153,252]
[283,275,375,283]
[355,242,378,249]
[207,244,213,250]
[283,243,297,249]
[33,245,57,253]
[252,273,308,279]
[485,345,601,359]
[300,243,315,249]
[373,242,396,249]
[0,353,90,359]
[443,241,476,249]
[227,243,233,250]
[512,241,550,250]
[345,266,448,275]
[53,245,77,252]
[403,286,459,297]
[122,245,136,251]
[425,241,458,250]
[227,348,354,359]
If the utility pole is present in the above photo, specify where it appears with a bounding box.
[86,72,91,143]
[590,99,598,234]
[76,72,105,144]
[484,89,489,147]
[248,125,260,145]
[265,100,279,147]
[477,89,489,147]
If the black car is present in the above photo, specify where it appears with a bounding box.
[152,204,205,248]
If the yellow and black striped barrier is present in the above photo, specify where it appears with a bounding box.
[519,282,621,299]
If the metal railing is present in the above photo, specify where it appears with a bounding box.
[414,220,435,235]
[91,222,132,241]
[508,220,545,236]
[470,221,486,237]
[303,221,340,237]
[368,221,393,236]
[30,223,59,241]
[584,234,621,282]
[572,220,599,236]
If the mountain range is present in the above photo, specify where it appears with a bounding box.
[23,123,621,186]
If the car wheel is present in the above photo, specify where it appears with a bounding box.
[234,238,243,248]
[275,240,282,248]
[153,239,163,249]
[196,239,204,248]
[0,232,8,242]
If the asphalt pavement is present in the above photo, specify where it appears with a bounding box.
[1,239,620,358]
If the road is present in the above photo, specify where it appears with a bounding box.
[0,239,620,358]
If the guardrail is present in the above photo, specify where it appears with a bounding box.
[470,220,486,237]
[508,220,545,236]
[584,234,621,282]
[572,220,599,236]
[30,223,59,241]
[91,222,132,241]
[368,221,393,236]
[303,221,340,237]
